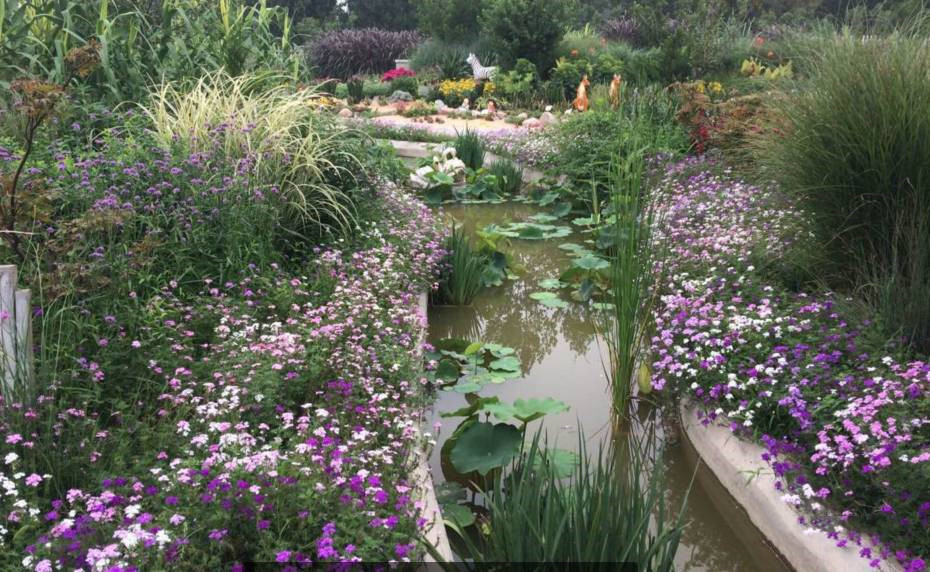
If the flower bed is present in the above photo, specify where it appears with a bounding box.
[1,178,445,569]
[649,157,929,571]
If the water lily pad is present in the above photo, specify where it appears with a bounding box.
[529,213,559,224]
[483,343,516,358]
[538,278,566,290]
[529,291,570,308]
[450,422,522,475]
[435,358,461,383]
[464,342,484,355]
[537,191,560,206]
[573,254,609,270]
[489,356,520,373]
[442,503,475,529]
[445,380,483,393]
[511,397,570,423]
[550,201,572,218]
[494,222,572,240]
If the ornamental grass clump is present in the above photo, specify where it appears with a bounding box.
[144,71,363,232]
[754,29,930,352]
[308,28,423,79]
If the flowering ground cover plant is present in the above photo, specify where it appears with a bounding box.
[648,157,929,571]
[0,95,446,569]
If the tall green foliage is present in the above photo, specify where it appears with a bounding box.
[480,0,570,75]
[754,29,930,351]
[349,0,417,30]
[0,0,298,101]
[414,0,484,43]
[441,431,686,569]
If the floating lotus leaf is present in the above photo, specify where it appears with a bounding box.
[450,422,522,475]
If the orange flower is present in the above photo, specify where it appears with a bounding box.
[753,36,764,47]
[570,49,579,57]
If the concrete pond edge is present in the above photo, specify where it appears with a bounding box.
[679,399,903,572]
[413,291,454,563]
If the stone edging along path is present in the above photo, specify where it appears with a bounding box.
[680,399,903,572]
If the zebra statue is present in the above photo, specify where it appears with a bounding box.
[466,53,497,81]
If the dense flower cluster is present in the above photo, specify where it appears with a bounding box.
[650,157,929,571]
[0,178,445,569]
[381,68,416,83]
[480,127,557,167]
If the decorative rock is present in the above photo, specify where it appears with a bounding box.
[522,117,543,129]
[434,99,447,110]
[517,112,528,120]
[539,111,558,126]
[545,105,553,112]
[388,90,414,103]
[338,108,353,118]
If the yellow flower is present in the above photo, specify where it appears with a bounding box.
[439,77,477,98]
[709,81,724,94]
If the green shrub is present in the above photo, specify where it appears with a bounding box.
[480,0,570,76]
[415,0,485,43]
[753,31,930,351]
[605,43,663,85]
[494,59,539,107]
[390,75,419,95]
[557,25,605,59]
[454,130,486,170]
[549,57,593,101]
[362,77,393,98]
[347,76,365,103]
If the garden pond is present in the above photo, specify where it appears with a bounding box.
[426,201,792,571]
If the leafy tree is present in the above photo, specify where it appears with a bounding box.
[480,0,572,76]
[415,0,485,42]
[347,0,418,30]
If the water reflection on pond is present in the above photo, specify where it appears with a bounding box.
[426,202,790,572]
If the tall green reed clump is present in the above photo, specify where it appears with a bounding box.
[433,225,485,305]
[604,134,663,415]
[454,130,485,170]
[488,159,523,196]
[753,28,930,351]
[144,71,363,235]
[443,431,685,569]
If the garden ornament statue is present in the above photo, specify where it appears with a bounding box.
[573,74,591,112]
[609,74,622,109]
[466,53,497,81]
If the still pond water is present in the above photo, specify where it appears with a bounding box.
[425,201,791,572]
